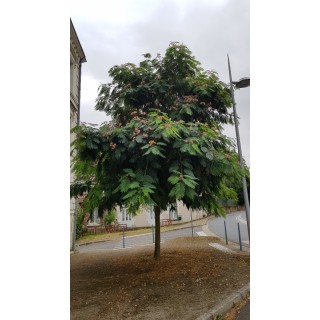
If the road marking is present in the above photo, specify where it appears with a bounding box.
[196,231,208,237]
[113,243,153,250]
[236,214,247,225]
[112,241,164,251]
[209,243,236,254]
[125,232,152,238]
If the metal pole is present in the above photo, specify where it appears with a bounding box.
[190,209,194,237]
[71,199,78,252]
[224,220,228,245]
[227,55,250,243]
[237,222,243,251]
[152,224,155,243]
[122,226,125,248]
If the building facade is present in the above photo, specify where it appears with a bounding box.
[86,200,243,230]
[113,201,207,228]
[70,19,86,249]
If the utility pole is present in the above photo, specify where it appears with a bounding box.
[227,55,250,243]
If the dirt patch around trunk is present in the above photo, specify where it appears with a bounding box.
[71,237,249,320]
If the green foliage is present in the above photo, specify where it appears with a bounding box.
[227,163,250,205]
[103,209,118,225]
[95,42,233,126]
[113,169,156,213]
[76,206,86,240]
[71,42,244,219]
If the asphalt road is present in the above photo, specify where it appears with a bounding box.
[78,212,249,252]
[208,211,249,247]
[236,301,250,320]
[78,225,203,253]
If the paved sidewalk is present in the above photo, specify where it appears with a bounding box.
[237,301,250,320]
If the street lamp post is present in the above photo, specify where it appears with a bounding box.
[227,55,250,243]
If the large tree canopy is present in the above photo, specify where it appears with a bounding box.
[71,42,243,258]
[95,42,233,126]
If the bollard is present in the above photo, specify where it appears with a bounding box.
[122,226,125,248]
[190,209,194,237]
[237,222,242,251]
[224,220,228,245]
[152,224,155,243]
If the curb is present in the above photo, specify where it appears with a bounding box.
[162,217,211,233]
[195,283,250,320]
[202,221,218,238]
[77,238,117,246]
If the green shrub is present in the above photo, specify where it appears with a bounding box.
[76,206,86,239]
[103,209,118,226]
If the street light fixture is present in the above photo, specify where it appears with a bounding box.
[233,77,250,89]
[227,55,250,243]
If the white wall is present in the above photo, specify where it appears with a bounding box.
[113,202,207,228]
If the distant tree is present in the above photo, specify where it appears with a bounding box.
[223,161,250,205]
[234,165,250,205]
[71,42,243,258]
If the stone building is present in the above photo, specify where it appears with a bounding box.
[70,19,86,249]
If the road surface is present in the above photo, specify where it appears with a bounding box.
[208,211,249,247]
[78,225,203,253]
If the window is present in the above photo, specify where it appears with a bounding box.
[89,208,99,223]
[121,208,125,222]
[121,207,131,221]
[148,205,155,220]
[168,204,178,220]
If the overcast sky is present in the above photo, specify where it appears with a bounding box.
[71,0,250,165]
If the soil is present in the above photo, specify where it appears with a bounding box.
[71,237,250,320]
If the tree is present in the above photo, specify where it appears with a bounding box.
[71,42,243,258]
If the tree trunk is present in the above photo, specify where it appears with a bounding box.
[153,205,161,259]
